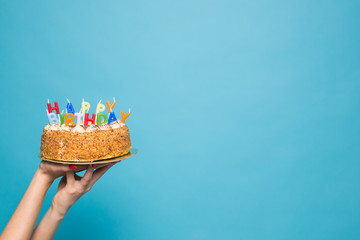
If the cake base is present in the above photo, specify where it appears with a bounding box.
[39,148,138,165]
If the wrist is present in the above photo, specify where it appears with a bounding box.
[35,168,54,187]
[49,204,67,220]
[52,192,72,218]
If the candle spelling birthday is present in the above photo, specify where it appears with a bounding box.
[46,98,131,127]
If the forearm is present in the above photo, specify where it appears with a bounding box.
[0,169,53,240]
[31,205,65,240]
[31,190,77,240]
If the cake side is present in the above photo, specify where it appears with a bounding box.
[40,122,131,161]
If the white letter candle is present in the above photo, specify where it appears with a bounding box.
[46,110,59,125]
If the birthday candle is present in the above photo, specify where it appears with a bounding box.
[65,113,75,126]
[81,98,90,113]
[120,108,131,123]
[106,98,116,113]
[46,110,59,125]
[60,110,65,125]
[47,99,60,114]
[96,100,106,113]
[97,113,108,126]
[108,111,117,124]
[75,107,84,125]
[84,113,96,126]
[58,110,64,125]
[95,100,106,123]
[66,98,75,114]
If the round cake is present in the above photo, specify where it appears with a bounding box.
[40,120,131,161]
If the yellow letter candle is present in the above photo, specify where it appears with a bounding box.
[96,100,106,113]
[81,99,90,113]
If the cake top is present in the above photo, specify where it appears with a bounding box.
[44,120,125,133]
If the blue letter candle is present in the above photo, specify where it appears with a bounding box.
[66,103,75,114]
[107,111,117,124]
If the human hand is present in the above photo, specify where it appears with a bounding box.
[38,161,88,183]
[51,164,114,217]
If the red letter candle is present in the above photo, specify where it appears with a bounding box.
[84,113,96,126]
[47,101,60,114]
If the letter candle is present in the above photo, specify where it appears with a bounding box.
[107,97,118,124]
[81,98,90,114]
[97,113,108,126]
[66,98,75,114]
[106,98,116,114]
[84,113,96,126]
[75,108,84,125]
[60,110,65,125]
[121,108,131,123]
[47,99,60,114]
[96,100,106,113]
[65,113,75,126]
[108,111,117,124]
[46,110,59,125]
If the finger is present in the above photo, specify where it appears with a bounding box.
[91,163,113,169]
[66,171,75,184]
[89,165,113,187]
[57,176,66,190]
[81,166,94,184]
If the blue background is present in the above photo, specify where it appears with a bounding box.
[0,0,359,239]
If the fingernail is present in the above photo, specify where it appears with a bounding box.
[91,164,96,167]
[69,165,77,169]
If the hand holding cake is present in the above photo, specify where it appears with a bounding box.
[31,164,114,240]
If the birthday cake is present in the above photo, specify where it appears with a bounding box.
[40,99,132,162]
